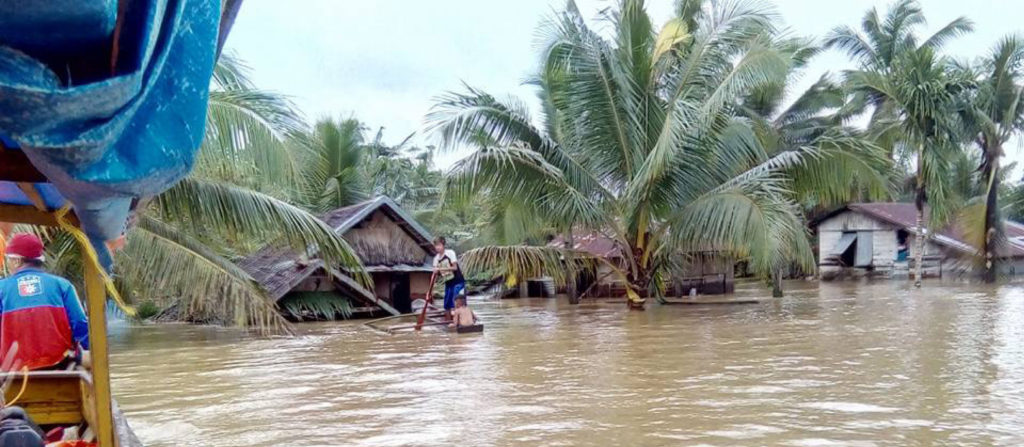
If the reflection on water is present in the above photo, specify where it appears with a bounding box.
[111,281,1024,446]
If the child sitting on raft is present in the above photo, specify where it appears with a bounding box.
[449,296,476,330]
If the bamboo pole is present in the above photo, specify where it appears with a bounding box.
[84,260,115,447]
[414,271,438,331]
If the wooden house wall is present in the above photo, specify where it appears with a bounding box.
[410,272,432,297]
[371,271,433,303]
[819,210,945,279]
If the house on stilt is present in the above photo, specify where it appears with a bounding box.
[237,196,436,319]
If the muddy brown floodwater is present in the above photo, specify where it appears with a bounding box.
[110,280,1024,446]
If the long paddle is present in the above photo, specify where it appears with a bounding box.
[415,270,438,331]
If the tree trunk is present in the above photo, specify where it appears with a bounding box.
[914,203,927,287]
[626,255,649,310]
[771,267,783,298]
[914,143,926,288]
[982,149,1000,283]
[565,231,580,305]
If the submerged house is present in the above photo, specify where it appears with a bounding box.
[238,196,436,319]
[813,202,1024,279]
[547,232,735,297]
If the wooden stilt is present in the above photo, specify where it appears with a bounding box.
[84,260,116,447]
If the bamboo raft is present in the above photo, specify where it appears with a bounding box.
[367,269,487,335]
[365,311,485,335]
[365,307,449,334]
[659,297,766,305]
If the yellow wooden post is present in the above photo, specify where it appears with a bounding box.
[84,260,116,447]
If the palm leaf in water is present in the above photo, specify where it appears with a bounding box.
[279,292,354,321]
[461,245,600,288]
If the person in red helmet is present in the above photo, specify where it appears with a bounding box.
[0,233,89,370]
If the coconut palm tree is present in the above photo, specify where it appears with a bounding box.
[48,54,366,333]
[959,36,1024,282]
[825,0,973,161]
[825,0,972,73]
[300,117,372,212]
[428,0,888,305]
[847,46,974,286]
[737,38,891,295]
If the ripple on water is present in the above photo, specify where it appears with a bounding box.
[705,424,787,439]
[798,402,900,413]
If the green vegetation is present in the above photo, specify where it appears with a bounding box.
[36,0,1024,329]
[428,0,889,303]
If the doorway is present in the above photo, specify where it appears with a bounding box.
[391,273,411,313]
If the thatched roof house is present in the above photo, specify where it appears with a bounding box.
[238,196,436,319]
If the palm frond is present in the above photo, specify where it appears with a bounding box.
[461,245,598,288]
[154,178,369,287]
[920,17,974,51]
[824,25,875,63]
[121,216,291,334]
[198,56,308,188]
[279,292,354,321]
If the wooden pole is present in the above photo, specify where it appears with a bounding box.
[414,271,438,331]
[84,260,116,447]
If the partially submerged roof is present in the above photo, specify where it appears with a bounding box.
[238,196,434,301]
[815,202,1024,258]
[321,196,434,254]
[236,247,324,301]
[549,232,624,259]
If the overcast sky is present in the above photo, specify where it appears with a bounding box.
[225,0,1024,169]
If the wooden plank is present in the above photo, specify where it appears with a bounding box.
[0,204,59,226]
[0,149,47,183]
[80,374,98,435]
[2,372,84,425]
[387,321,449,332]
[329,269,401,316]
[0,204,80,227]
[16,183,48,211]
[456,324,484,334]
[660,297,765,305]
[85,260,116,447]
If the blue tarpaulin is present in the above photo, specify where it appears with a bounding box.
[0,0,220,267]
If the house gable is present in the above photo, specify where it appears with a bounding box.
[342,209,432,266]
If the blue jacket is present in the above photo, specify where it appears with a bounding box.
[0,268,89,370]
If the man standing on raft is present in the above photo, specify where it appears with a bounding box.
[432,237,465,321]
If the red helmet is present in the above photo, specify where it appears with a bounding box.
[4,233,44,261]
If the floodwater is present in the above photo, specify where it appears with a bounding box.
[111,280,1024,446]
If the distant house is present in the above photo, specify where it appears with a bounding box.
[547,232,735,297]
[813,202,1024,279]
[238,196,436,319]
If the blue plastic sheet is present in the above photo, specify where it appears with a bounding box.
[0,0,220,266]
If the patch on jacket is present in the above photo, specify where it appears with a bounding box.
[17,276,42,297]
